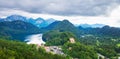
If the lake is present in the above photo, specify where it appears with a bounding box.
[25,34,45,45]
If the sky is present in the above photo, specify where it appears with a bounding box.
[0,0,120,27]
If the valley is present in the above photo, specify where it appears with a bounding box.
[0,15,120,59]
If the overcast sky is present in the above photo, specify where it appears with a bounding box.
[0,0,120,27]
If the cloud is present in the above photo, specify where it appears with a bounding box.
[109,5,120,17]
[0,8,120,27]
[0,0,120,27]
[0,0,120,16]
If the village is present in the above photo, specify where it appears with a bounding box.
[36,37,76,55]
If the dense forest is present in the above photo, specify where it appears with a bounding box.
[42,30,120,59]
[62,42,97,59]
[78,34,120,58]
[0,37,70,59]
[42,30,76,46]
[42,31,98,59]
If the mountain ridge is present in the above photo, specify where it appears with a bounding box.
[79,24,106,28]
[0,20,41,41]
[41,20,82,37]
[0,15,56,28]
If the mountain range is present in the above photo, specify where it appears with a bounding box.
[41,20,120,38]
[0,15,107,28]
[0,15,56,28]
[79,24,105,28]
[1,15,120,41]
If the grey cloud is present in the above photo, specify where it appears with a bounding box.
[0,0,120,16]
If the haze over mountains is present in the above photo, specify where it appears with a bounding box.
[0,15,107,28]
[0,15,56,28]
[0,15,120,41]
[80,24,105,28]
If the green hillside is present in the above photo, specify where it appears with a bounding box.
[0,20,41,41]
[0,38,69,59]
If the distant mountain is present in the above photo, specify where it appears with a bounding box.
[100,26,120,37]
[41,20,82,37]
[91,24,105,28]
[79,24,91,28]
[78,25,120,37]
[79,24,105,28]
[28,18,47,28]
[0,15,56,28]
[0,18,4,22]
[0,20,41,41]
[5,15,27,21]
[46,18,56,24]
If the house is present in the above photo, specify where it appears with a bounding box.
[44,46,64,55]
[69,38,75,43]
